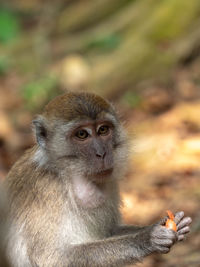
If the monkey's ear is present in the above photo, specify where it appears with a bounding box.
[32,116,48,149]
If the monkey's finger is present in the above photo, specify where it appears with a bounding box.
[178,226,190,235]
[174,211,184,224]
[178,234,185,241]
[177,217,192,230]
[156,245,170,254]
[159,216,168,225]
[153,237,175,247]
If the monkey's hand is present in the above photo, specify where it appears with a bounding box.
[145,224,177,254]
[174,211,192,241]
[145,211,192,254]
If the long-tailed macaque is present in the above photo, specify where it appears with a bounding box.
[0,184,11,267]
[5,92,192,266]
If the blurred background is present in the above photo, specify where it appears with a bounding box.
[0,0,200,266]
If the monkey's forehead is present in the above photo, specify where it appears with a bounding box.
[43,92,116,121]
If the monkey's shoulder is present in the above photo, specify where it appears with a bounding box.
[5,146,59,210]
[6,146,37,179]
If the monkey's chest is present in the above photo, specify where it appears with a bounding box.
[59,208,115,245]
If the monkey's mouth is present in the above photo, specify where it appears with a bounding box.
[93,168,113,178]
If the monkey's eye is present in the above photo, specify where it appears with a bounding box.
[75,129,89,140]
[98,125,109,135]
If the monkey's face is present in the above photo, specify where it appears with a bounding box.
[69,120,114,180]
[48,115,125,183]
[33,92,128,183]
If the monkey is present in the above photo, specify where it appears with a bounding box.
[0,183,11,267]
[4,92,192,267]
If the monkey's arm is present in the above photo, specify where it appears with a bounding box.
[65,212,191,267]
[111,225,145,236]
[112,211,191,238]
[65,225,174,267]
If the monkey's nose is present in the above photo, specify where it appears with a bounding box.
[96,151,106,159]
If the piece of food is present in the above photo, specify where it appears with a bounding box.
[165,210,177,232]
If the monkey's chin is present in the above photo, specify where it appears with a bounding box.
[91,168,114,183]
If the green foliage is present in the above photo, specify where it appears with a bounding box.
[22,76,58,110]
[87,34,121,51]
[0,9,20,43]
[149,0,200,42]
[1,0,200,99]
[0,56,10,75]
[122,91,142,108]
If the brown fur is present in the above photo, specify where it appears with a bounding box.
[0,184,11,267]
[43,92,115,121]
[6,146,121,266]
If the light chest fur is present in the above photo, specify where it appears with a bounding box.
[59,183,121,246]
